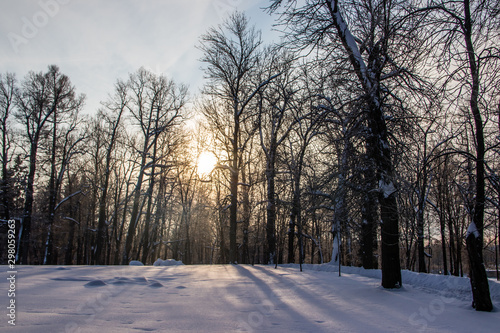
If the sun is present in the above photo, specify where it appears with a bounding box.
[197,152,217,178]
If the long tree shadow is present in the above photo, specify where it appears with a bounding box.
[237,264,414,332]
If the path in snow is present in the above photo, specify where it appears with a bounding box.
[1,265,499,332]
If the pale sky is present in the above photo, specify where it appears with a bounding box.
[0,0,279,115]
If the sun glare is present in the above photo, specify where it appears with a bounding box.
[197,152,217,177]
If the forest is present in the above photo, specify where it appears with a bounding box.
[1,0,499,311]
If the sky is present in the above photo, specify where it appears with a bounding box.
[0,0,279,115]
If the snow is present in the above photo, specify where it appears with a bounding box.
[379,179,397,198]
[128,260,144,266]
[153,258,184,266]
[2,264,499,332]
[466,222,480,238]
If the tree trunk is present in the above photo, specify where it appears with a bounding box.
[371,100,402,288]
[265,150,277,265]
[140,156,156,264]
[18,143,38,264]
[65,173,76,265]
[466,232,493,310]
[95,157,112,264]
[229,109,239,264]
[241,163,251,264]
[463,0,492,311]
[361,163,378,269]
[1,113,10,221]
[416,209,426,273]
[44,111,58,265]
[439,213,448,275]
[288,217,295,264]
[122,152,147,264]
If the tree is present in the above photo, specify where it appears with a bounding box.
[15,65,85,264]
[283,84,328,269]
[43,106,85,265]
[199,12,279,263]
[94,80,127,264]
[269,0,431,287]
[0,73,17,221]
[419,0,499,311]
[257,49,298,264]
[122,68,186,264]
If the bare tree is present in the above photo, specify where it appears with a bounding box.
[122,68,186,264]
[269,0,435,287]
[15,65,85,264]
[199,12,279,263]
[43,109,86,265]
[283,87,328,270]
[94,80,128,264]
[0,73,17,221]
[256,49,298,264]
[417,0,499,311]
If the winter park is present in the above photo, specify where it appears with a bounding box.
[1,0,500,332]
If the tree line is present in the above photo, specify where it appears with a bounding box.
[0,0,498,311]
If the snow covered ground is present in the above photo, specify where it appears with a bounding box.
[1,263,499,332]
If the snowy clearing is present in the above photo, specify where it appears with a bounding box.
[1,264,499,332]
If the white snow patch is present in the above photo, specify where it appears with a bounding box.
[153,258,184,266]
[466,222,480,238]
[128,260,144,266]
[379,179,397,198]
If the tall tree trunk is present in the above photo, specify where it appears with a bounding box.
[416,205,427,273]
[370,100,402,288]
[361,190,378,269]
[361,162,378,269]
[44,111,58,265]
[95,153,112,264]
[265,149,277,265]
[1,113,10,221]
[229,108,239,264]
[463,0,492,311]
[439,212,448,275]
[292,175,303,271]
[122,149,147,264]
[288,214,296,264]
[18,143,38,264]
[141,149,157,264]
[241,162,250,264]
[115,177,130,265]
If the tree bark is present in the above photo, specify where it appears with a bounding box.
[462,0,492,311]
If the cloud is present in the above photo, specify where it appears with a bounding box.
[0,0,276,114]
